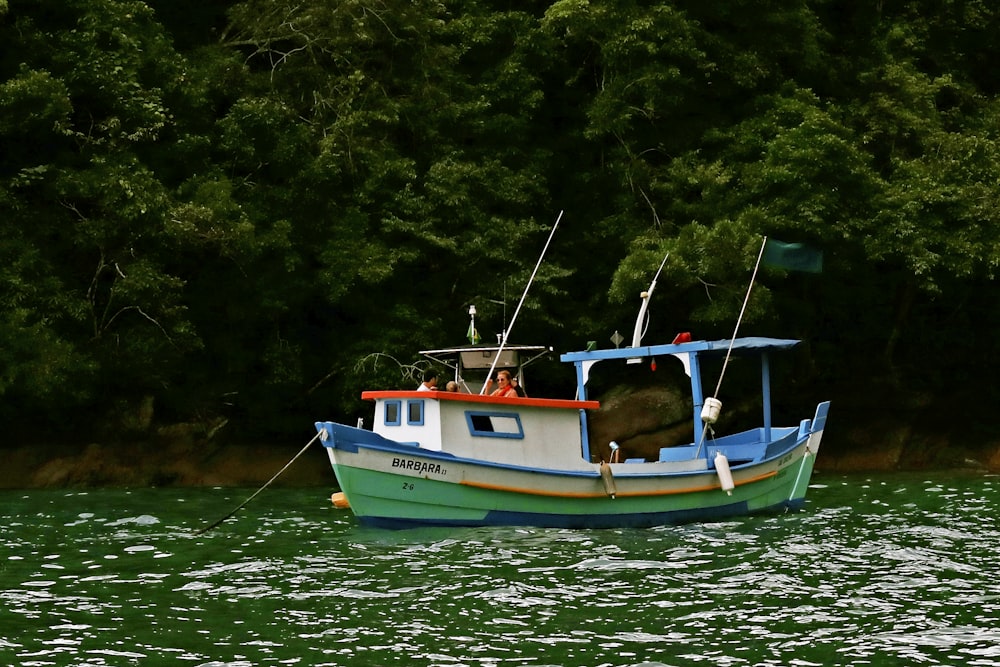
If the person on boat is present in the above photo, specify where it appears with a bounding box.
[417,370,438,391]
[511,377,526,397]
[485,370,519,398]
[445,381,459,392]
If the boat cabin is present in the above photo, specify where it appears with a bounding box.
[420,343,551,395]
[355,336,803,473]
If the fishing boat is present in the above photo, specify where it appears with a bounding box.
[314,283,830,529]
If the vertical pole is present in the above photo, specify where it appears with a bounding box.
[761,352,773,441]
[688,351,705,448]
[575,361,591,460]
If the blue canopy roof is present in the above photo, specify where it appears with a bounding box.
[560,337,800,364]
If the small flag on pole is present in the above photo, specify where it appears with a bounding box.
[467,321,480,345]
[762,239,823,273]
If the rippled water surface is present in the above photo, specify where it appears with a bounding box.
[2,472,999,666]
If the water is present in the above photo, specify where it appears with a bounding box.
[2,472,999,667]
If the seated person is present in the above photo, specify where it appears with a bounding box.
[485,370,519,398]
[417,370,438,391]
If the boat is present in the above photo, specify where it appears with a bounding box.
[315,268,830,529]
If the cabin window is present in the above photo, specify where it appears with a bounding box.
[465,411,524,439]
[407,400,425,425]
[384,400,402,426]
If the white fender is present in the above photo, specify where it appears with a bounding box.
[715,451,734,496]
[702,397,722,424]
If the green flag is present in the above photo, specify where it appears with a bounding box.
[467,321,480,345]
[762,239,823,273]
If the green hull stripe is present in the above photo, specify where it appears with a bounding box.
[335,463,804,522]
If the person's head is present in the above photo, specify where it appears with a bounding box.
[496,370,512,386]
[445,381,458,392]
[423,369,438,386]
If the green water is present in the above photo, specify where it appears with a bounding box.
[2,472,999,667]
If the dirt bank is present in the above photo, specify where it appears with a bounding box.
[0,439,338,490]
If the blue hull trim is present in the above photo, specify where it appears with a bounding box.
[317,420,807,480]
[356,498,806,530]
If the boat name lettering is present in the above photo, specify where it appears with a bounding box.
[392,458,445,475]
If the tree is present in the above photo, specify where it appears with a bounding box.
[0,1,237,434]
[211,0,572,427]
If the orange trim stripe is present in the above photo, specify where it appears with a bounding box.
[361,390,600,410]
[460,470,778,498]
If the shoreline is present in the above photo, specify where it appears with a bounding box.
[0,441,338,490]
[2,437,998,490]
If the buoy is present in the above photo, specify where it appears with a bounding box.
[599,461,617,499]
[331,492,351,509]
[714,451,734,496]
[701,397,722,424]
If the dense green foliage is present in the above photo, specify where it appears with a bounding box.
[2,0,1000,442]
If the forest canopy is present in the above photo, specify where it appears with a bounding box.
[2,0,1000,443]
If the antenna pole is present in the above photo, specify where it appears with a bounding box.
[712,236,768,398]
[481,210,563,394]
[695,235,768,456]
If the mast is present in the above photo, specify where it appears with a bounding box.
[630,252,670,349]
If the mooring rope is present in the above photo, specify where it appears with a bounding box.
[195,429,323,535]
